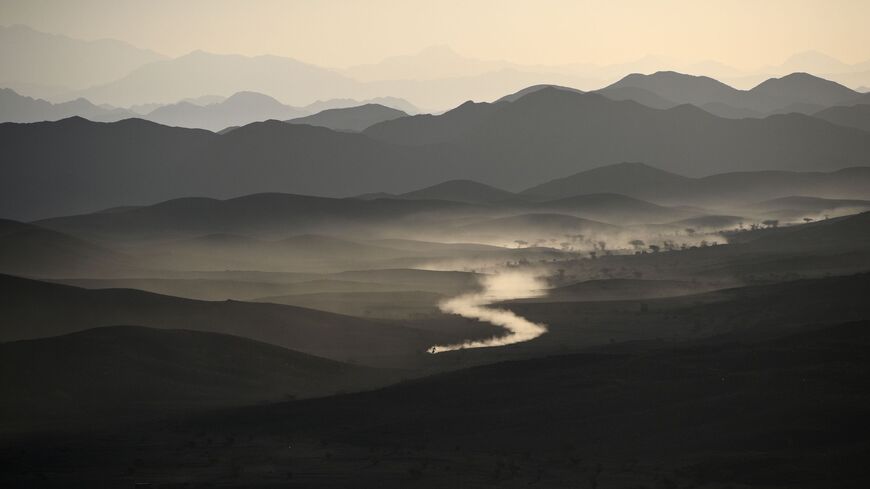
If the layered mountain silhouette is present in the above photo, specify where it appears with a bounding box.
[288,103,408,132]
[4,86,870,219]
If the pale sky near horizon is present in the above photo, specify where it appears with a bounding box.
[2,0,869,69]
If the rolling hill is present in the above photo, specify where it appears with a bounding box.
[0,273,460,366]
[0,325,391,430]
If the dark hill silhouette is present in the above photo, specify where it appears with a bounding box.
[9,319,870,485]
[0,273,456,366]
[397,179,518,203]
[813,104,870,132]
[288,103,407,132]
[0,116,215,219]
[0,326,392,430]
[183,312,870,483]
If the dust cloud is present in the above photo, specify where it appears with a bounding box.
[429,269,549,353]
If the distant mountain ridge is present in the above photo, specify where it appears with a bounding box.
[145,91,306,131]
[0,24,165,93]
[602,71,868,117]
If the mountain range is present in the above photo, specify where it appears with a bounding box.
[599,71,870,117]
[0,87,419,131]
[6,25,870,110]
[3,85,870,220]
[0,24,165,96]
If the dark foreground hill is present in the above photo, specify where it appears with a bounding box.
[5,319,867,487]
[0,326,391,432]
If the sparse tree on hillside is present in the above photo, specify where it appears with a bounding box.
[629,239,645,251]
[685,228,696,236]
[762,219,779,228]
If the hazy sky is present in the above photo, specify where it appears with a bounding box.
[3,0,870,68]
